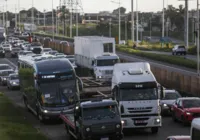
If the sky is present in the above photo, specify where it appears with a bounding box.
[3,0,199,13]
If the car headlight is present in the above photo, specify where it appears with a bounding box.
[3,78,6,80]
[116,124,121,128]
[186,112,192,115]
[86,127,90,132]
[12,82,16,85]
[163,104,167,107]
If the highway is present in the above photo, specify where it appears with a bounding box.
[0,57,191,140]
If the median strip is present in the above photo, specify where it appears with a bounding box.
[117,46,197,70]
[0,93,47,140]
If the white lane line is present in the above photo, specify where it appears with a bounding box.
[4,58,17,69]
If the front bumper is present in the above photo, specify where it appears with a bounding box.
[83,132,123,140]
[121,115,162,129]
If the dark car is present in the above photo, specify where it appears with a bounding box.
[29,42,43,54]
[11,47,21,58]
[0,47,5,58]
[171,97,200,125]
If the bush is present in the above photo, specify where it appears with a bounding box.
[188,46,197,55]
[19,68,34,91]
[116,45,197,69]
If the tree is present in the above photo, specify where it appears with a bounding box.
[112,7,126,15]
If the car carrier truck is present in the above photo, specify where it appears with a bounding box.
[60,77,123,140]
[74,36,120,82]
[111,62,162,134]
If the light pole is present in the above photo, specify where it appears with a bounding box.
[125,17,127,42]
[37,11,39,25]
[131,0,134,42]
[15,5,17,29]
[31,0,34,32]
[5,0,8,39]
[111,0,121,43]
[162,0,165,48]
[70,0,73,38]
[197,0,200,76]
[52,0,54,40]
[56,7,58,35]
[18,0,20,29]
[150,18,152,39]
[136,0,138,46]
[3,6,5,30]
[109,18,112,37]
[43,9,46,28]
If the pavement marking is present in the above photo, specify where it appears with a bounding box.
[4,58,17,69]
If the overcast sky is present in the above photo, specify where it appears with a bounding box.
[4,0,199,13]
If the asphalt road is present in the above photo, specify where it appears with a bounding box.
[140,50,197,62]
[0,57,191,140]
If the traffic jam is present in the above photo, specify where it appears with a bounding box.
[0,35,200,140]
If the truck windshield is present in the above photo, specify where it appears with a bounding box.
[39,80,77,107]
[83,105,118,120]
[120,88,158,101]
[96,59,118,66]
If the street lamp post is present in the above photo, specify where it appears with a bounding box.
[31,0,34,32]
[52,0,54,40]
[43,9,46,28]
[136,0,138,46]
[197,0,200,76]
[131,0,134,42]
[18,0,20,29]
[5,0,8,40]
[109,18,112,37]
[111,0,121,43]
[162,0,165,48]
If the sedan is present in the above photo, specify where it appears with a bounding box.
[41,48,52,55]
[171,97,200,125]
[2,44,12,52]
[166,136,190,140]
[160,90,181,115]
[0,70,15,86]
[7,73,20,90]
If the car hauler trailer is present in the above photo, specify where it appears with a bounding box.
[74,36,120,82]
[111,62,162,134]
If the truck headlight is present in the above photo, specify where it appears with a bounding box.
[44,110,48,113]
[116,124,121,128]
[86,127,90,132]
[12,82,16,85]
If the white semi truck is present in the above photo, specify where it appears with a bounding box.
[111,62,162,134]
[74,36,119,81]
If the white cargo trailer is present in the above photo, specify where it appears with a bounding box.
[74,36,119,81]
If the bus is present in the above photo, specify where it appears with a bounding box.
[191,118,200,140]
[18,54,82,122]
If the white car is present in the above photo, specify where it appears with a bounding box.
[160,89,181,115]
[2,44,12,52]
[21,33,29,37]
[41,48,52,55]
[172,45,187,55]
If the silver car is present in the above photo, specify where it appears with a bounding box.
[0,69,15,86]
[160,89,181,115]
[7,73,20,89]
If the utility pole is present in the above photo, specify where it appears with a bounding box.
[125,17,127,42]
[70,0,73,38]
[197,0,199,76]
[131,0,134,42]
[136,0,138,46]
[109,18,112,37]
[43,9,46,28]
[185,0,189,49]
[15,5,17,29]
[5,0,8,39]
[3,7,5,30]
[31,0,34,32]
[162,0,165,48]
[52,0,55,40]
[150,17,152,39]
[18,0,20,29]
[37,11,39,25]
[118,0,121,43]
[76,0,78,36]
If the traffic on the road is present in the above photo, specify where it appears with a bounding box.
[0,34,199,140]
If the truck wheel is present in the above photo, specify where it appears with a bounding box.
[151,127,158,134]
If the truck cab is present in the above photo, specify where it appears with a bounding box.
[61,99,123,140]
[111,62,162,134]
[92,53,119,81]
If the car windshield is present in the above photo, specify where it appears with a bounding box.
[162,92,181,100]
[39,80,77,106]
[0,71,14,76]
[3,45,10,47]
[120,88,158,101]
[0,65,11,70]
[183,99,200,108]
[83,105,118,120]
[10,75,19,80]
[96,59,118,66]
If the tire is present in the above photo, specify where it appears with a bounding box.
[151,127,159,134]
[172,112,177,122]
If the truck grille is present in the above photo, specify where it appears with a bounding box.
[104,70,113,75]
[128,107,153,113]
[91,123,115,134]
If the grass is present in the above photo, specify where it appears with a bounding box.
[117,45,197,69]
[0,94,48,140]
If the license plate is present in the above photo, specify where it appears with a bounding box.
[101,138,109,140]
[135,120,146,124]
